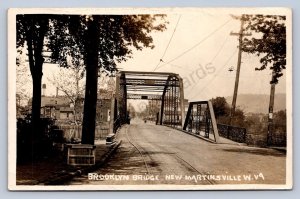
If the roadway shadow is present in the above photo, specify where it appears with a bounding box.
[219,147,286,157]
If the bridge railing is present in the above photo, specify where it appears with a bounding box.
[217,123,247,143]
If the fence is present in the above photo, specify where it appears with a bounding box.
[217,123,247,143]
[59,125,110,141]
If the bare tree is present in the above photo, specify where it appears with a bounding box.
[48,15,167,144]
[48,65,85,125]
[16,47,32,113]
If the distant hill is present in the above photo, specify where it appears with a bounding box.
[225,93,286,114]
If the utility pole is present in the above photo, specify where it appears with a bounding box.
[229,15,251,125]
[267,72,276,146]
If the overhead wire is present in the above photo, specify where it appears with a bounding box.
[188,48,239,100]
[155,18,233,71]
[209,34,230,64]
[162,33,230,72]
[153,15,182,72]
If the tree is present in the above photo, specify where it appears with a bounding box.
[211,97,245,126]
[48,15,167,144]
[16,62,31,117]
[211,97,230,119]
[16,54,31,108]
[16,14,86,146]
[48,65,85,124]
[242,15,286,84]
[17,15,50,141]
[273,109,286,133]
[230,108,246,127]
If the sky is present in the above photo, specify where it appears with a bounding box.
[117,11,287,101]
[18,8,289,107]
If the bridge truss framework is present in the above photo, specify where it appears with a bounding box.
[115,71,185,128]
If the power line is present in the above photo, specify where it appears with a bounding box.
[160,15,182,62]
[164,62,194,71]
[188,48,238,100]
[157,34,231,97]
[166,34,230,69]
[153,15,182,72]
[209,34,230,63]
[155,18,233,71]
[162,34,230,72]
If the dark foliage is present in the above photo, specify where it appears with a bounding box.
[17,116,60,163]
[242,14,286,84]
[16,14,167,145]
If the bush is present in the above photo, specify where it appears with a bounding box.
[17,116,61,163]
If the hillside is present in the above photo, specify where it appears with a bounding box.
[225,93,286,114]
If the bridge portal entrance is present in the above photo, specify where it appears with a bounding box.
[115,71,185,128]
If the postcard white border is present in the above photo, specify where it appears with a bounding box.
[7,7,293,191]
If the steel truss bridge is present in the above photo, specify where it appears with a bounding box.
[116,71,184,127]
[109,71,246,144]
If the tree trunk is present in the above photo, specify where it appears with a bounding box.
[25,16,47,159]
[30,48,44,157]
[81,17,100,145]
[31,73,43,139]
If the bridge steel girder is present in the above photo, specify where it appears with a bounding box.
[122,74,127,124]
[159,76,169,125]
[115,73,120,116]
[178,76,185,128]
[127,93,162,100]
[121,78,169,86]
[183,101,220,143]
[208,101,220,143]
[115,71,184,129]
[109,96,120,134]
[116,73,128,125]
[159,74,184,128]
[119,71,176,77]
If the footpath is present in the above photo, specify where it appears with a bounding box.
[16,139,121,185]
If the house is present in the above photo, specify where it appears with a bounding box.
[27,87,113,125]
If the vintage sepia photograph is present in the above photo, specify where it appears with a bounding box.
[8,7,292,190]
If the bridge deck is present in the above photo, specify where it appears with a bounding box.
[68,118,286,185]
